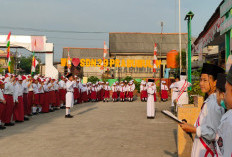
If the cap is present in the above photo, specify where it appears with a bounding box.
[216,73,226,92]
[201,63,225,80]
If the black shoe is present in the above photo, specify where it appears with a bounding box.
[49,109,54,112]
[65,114,73,118]
[4,122,15,126]
[28,114,33,116]
[15,120,24,123]
[24,117,29,121]
[32,112,37,115]
[0,125,6,130]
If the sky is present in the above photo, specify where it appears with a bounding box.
[0,0,223,62]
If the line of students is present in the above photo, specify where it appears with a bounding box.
[179,63,232,156]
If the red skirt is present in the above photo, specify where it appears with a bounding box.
[59,89,66,102]
[112,92,118,99]
[23,93,29,115]
[28,91,34,113]
[0,102,5,121]
[161,90,168,99]
[55,91,60,107]
[154,93,157,102]
[100,89,104,101]
[140,91,148,100]
[33,94,40,105]
[14,96,24,121]
[91,91,97,100]
[2,95,14,123]
[128,92,133,98]
[82,92,88,102]
[49,91,56,104]
[120,92,125,99]
[39,93,45,107]
[42,92,49,113]
[104,90,110,99]
[74,88,78,100]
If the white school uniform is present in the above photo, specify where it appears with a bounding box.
[147,83,155,117]
[65,80,75,108]
[191,93,225,157]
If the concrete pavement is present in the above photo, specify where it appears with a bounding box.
[0,100,178,157]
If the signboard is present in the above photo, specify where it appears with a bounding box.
[61,58,162,69]
[220,13,232,35]
[220,0,232,17]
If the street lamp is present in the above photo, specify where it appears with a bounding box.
[185,11,194,90]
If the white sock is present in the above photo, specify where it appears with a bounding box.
[68,109,70,115]
[49,105,51,109]
[38,107,42,112]
[0,120,1,125]
[66,109,69,115]
[60,103,63,107]
[33,107,37,113]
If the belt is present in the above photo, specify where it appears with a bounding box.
[175,91,187,92]
[5,94,13,96]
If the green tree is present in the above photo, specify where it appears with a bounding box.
[88,76,100,84]
[19,55,41,74]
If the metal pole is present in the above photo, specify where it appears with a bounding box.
[188,17,192,90]
[179,0,182,74]
[160,22,163,102]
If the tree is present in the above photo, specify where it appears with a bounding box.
[19,55,41,74]
[88,76,100,84]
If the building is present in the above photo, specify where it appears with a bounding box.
[63,48,110,79]
[109,32,188,79]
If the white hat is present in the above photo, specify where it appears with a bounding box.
[106,82,109,84]
[17,75,22,81]
[113,83,116,86]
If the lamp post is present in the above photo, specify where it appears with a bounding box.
[185,11,194,90]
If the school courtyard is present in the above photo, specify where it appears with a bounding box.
[0,100,177,157]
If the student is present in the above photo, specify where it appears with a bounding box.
[112,83,118,102]
[127,81,134,102]
[58,76,66,109]
[140,81,148,102]
[170,76,180,112]
[103,82,111,102]
[32,77,40,115]
[42,79,50,113]
[0,80,6,129]
[65,73,75,118]
[119,83,126,102]
[27,76,34,116]
[91,84,97,102]
[214,68,232,156]
[161,81,168,102]
[81,84,88,102]
[179,63,225,157]
[13,76,25,122]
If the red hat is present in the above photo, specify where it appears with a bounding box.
[22,75,26,80]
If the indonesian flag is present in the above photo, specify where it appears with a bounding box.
[6,32,11,73]
[31,40,38,73]
[67,48,71,72]
[153,43,158,72]
[100,41,107,70]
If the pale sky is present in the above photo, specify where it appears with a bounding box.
[0,0,223,62]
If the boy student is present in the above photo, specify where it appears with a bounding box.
[180,63,225,157]
[65,73,75,118]
[103,82,111,102]
[112,83,118,102]
[0,80,6,129]
[214,67,232,156]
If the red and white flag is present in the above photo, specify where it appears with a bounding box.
[67,48,71,72]
[100,41,108,70]
[153,43,158,72]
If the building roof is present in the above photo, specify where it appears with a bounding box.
[63,47,110,59]
[109,32,188,56]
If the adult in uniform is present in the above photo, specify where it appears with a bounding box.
[65,73,75,118]
[147,79,155,119]
[180,63,225,157]
[214,66,232,156]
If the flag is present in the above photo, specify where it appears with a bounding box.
[31,40,38,73]
[67,48,71,72]
[153,43,158,73]
[100,41,108,70]
[6,32,11,73]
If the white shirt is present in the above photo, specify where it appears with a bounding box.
[66,80,75,92]
[4,81,14,95]
[38,83,44,93]
[140,85,147,92]
[119,86,126,92]
[22,80,29,93]
[104,85,111,91]
[33,83,39,94]
[48,83,55,91]
[59,80,66,89]
[161,84,168,90]
[112,86,117,92]
[0,89,5,101]
[28,82,33,92]
[127,85,134,92]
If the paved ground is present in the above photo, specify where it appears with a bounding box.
[0,99,178,157]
